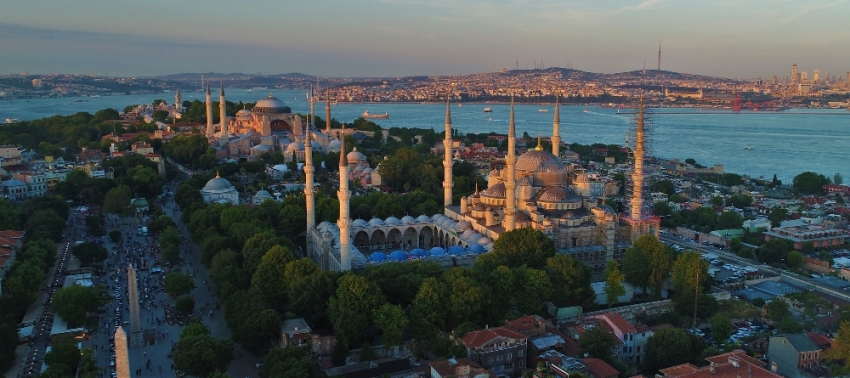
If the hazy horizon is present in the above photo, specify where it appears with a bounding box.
[2,0,850,79]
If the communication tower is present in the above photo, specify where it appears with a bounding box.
[623,95,660,242]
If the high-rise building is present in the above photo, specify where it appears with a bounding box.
[813,69,820,83]
[31,79,42,88]
[801,71,808,82]
[792,64,799,85]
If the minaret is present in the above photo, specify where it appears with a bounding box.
[305,101,316,245]
[174,88,182,111]
[504,97,517,231]
[309,84,316,123]
[205,85,213,137]
[337,124,351,271]
[630,96,645,220]
[325,91,332,133]
[443,96,454,208]
[552,93,561,157]
[219,83,228,147]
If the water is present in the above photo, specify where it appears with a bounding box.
[2,89,848,182]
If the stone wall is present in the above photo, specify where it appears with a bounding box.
[804,256,835,274]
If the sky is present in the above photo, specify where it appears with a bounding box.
[1,0,849,79]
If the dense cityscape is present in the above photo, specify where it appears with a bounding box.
[3,2,850,378]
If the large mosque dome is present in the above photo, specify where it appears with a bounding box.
[516,150,565,172]
[252,94,292,114]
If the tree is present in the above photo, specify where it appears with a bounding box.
[730,238,742,253]
[778,315,803,333]
[834,173,844,186]
[44,338,81,375]
[710,196,724,208]
[513,266,552,314]
[764,299,790,322]
[645,328,704,371]
[331,338,349,367]
[260,346,320,378]
[237,309,280,355]
[758,239,792,265]
[787,250,804,268]
[826,320,850,376]
[180,323,210,339]
[710,313,732,342]
[328,274,386,346]
[717,211,744,230]
[443,269,483,329]
[752,298,765,307]
[3,261,44,304]
[792,171,830,194]
[800,241,814,254]
[544,255,594,307]
[672,251,710,295]
[53,285,103,327]
[738,247,755,259]
[175,295,194,314]
[374,304,408,349]
[164,272,195,297]
[108,230,122,243]
[103,185,132,215]
[603,260,626,308]
[579,323,616,362]
[623,235,671,298]
[71,242,108,266]
[653,179,675,196]
[768,207,788,228]
[486,228,556,269]
[77,348,99,378]
[172,335,234,377]
[288,272,336,328]
[728,194,753,209]
[409,277,447,340]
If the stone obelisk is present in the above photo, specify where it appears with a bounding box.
[114,326,131,378]
[127,264,142,346]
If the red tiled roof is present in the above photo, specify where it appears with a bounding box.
[661,351,780,378]
[659,363,698,376]
[0,230,24,239]
[429,358,483,378]
[506,315,546,334]
[600,312,636,334]
[806,333,834,350]
[579,357,619,378]
[461,326,527,348]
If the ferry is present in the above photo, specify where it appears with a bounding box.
[246,89,253,93]
[538,109,549,113]
[89,94,101,98]
[362,110,389,119]
[483,107,492,113]
[5,118,20,124]
[744,146,753,150]
[458,104,463,107]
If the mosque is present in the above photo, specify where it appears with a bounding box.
[307,97,658,279]
[202,85,348,161]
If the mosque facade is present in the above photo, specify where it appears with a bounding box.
[307,97,654,280]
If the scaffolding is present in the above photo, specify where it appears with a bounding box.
[623,95,660,242]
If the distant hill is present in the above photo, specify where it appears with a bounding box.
[155,72,312,80]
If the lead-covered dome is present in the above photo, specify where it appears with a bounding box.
[480,182,507,199]
[252,94,291,114]
[347,148,367,163]
[516,150,565,172]
[203,174,234,192]
[538,186,581,203]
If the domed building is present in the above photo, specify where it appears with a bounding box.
[201,172,239,204]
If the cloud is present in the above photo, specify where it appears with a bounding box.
[618,0,664,11]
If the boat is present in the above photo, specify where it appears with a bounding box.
[538,109,549,113]
[744,146,753,150]
[73,99,85,102]
[89,94,100,98]
[246,89,253,93]
[362,110,389,119]
[483,107,492,113]
[486,117,493,121]
[582,109,588,113]
[458,104,463,107]
[5,118,20,124]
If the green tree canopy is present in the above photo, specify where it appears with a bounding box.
[328,273,386,346]
[172,334,235,377]
[545,255,594,308]
[484,228,556,269]
[623,235,672,298]
[374,303,408,348]
[603,260,626,308]
[671,251,710,295]
[164,272,196,296]
[709,313,733,342]
[645,328,705,371]
[52,285,104,327]
[792,171,830,194]
[71,242,108,266]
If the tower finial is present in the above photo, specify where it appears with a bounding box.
[339,123,347,167]
[535,134,543,151]
[216,170,220,178]
[219,82,224,96]
[509,96,515,137]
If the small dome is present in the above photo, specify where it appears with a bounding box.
[472,203,487,211]
[469,244,485,254]
[477,237,492,245]
[457,221,472,231]
[369,252,388,262]
[468,233,483,243]
[318,221,333,231]
[431,214,447,222]
[447,245,464,256]
[203,174,234,192]
[236,108,252,118]
[538,186,581,203]
[354,165,365,172]
[384,216,400,225]
[429,247,446,257]
[252,94,291,114]
[480,182,507,198]
[328,139,342,152]
[362,168,373,174]
[462,229,476,239]
[368,217,384,226]
[515,211,531,222]
[310,141,322,150]
[286,142,304,152]
[401,216,415,224]
[516,150,565,172]
[416,215,430,222]
[352,219,368,227]
[518,176,533,186]
[347,148,367,163]
[390,250,409,262]
[410,248,427,258]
